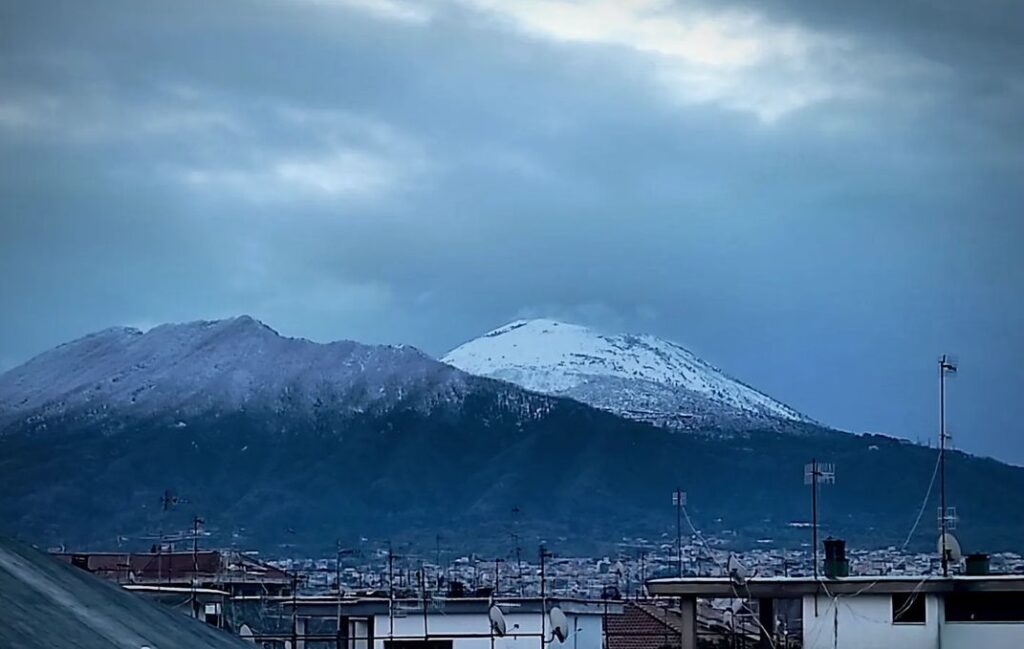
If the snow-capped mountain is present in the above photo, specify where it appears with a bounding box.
[0,315,480,424]
[443,319,811,431]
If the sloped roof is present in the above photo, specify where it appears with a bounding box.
[604,602,681,649]
[0,537,249,649]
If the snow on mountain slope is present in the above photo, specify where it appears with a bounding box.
[443,319,810,430]
[0,316,475,423]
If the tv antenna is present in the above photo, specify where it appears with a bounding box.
[804,459,835,616]
[671,488,686,577]
[938,354,958,577]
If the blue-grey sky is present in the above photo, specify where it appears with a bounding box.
[2,1,1022,461]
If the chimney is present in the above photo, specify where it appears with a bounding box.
[965,553,990,576]
[823,538,849,579]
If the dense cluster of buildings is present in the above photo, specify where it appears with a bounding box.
[45,534,1024,648]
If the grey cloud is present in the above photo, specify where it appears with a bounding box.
[1,0,1022,462]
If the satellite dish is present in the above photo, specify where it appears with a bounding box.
[613,561,625,577]
[489,605,507,637]
[939,533,963,562]
[239,624,255,643]
[549,606,569,643]
[727,555,749,586]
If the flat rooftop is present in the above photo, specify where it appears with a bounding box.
[647,574,1024,597]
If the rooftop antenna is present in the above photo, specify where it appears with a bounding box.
[938,354,958,577]
[158,489,178,581]
[190,515,205,619]
[804,459,835,616]
[938,532,963,567]
[511,506,524,596]
[671,488,686,577]
[548,606,569,644]
[388,542,395,641]
[727,554,749,587]
[539,545,553,648]
[490,599,507,635]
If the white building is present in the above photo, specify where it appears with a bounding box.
[279,597,621,649]
[647,574,1024,648]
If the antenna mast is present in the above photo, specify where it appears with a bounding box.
[672,488,686,577]
[804,459,835,615]
[939,354,957,577]
[539,545,553,649]
[190,515,204,619]
[388,543,395,641]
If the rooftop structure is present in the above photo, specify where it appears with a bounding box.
[647,574,1024,648]
[0,536,248,649]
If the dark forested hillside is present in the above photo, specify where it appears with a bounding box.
[2,392,1021,557]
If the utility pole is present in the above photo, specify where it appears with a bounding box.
[939,354,957,577]
[190,515,204,619]
[672,488,686,577]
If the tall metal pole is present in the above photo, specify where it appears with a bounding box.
[540,546,551,649]
[388,545,395,641]
[342,536,350,649]
[494,558,502,596]
[675,487,683,578]
[291,571,299,649]
[811,459,818,582]
[514,534,524,597]
[420,565,429,641]
[939,354,953,577]
[191,515,202,619]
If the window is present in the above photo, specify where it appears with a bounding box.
[892,593,926,624]
[945,592,1024,622]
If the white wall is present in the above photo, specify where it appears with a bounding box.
[801,593,1024,649]
[941,622,1024,649]
[801,593,940,649]
[372,610,604,649]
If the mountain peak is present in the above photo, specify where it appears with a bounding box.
[444,319,810,431]
[0,317,466,423]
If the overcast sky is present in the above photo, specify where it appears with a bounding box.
[2,0,1022,461]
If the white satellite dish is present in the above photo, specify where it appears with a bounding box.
[549,606,569,643]
[239,623,255,643]
[727,555,749,586]
[939,533,963,562]
[489,605,507,637]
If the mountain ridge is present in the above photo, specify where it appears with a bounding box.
[2,316,1024,556]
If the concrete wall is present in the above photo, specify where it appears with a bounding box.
[801,593,940,649]
[801,593,1024,649]
[942,622,1024,648]
[371,610,604,649]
